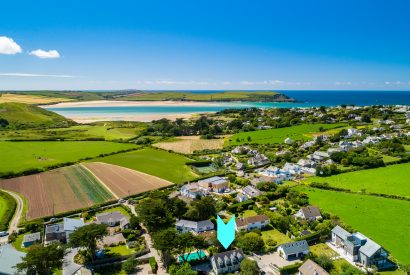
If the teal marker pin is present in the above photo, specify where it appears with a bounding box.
[217,215,235,249]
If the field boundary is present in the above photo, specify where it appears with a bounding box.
[80,164,120,199]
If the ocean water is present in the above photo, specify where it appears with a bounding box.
[46,90,410,119]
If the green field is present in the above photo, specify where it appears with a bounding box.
[0,102,74,129]
[119,91,293,102]
[305,162,410,198]
[0,141,136,176]
[227,123,345,145]
[93,148,198,183]
[0,190,17,231]
[298,186,410,264]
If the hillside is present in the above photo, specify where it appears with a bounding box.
[118,91,294,102]
[0,102,75,129]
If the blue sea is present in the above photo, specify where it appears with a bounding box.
[45,90,410,120]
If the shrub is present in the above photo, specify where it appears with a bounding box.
[149,257,158,274]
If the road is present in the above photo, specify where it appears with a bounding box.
[63,247,82,275]
[1,189,24,234]
[124,202,169,275]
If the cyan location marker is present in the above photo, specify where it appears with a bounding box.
[217,215,235,249]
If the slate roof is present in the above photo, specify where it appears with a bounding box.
[242,185,262,197]
[176,219,214,230]
[300,206,321,219]
[23,232,41,243]
[96,211,127,224]
[45,223,64,234]
[332,225,350,240]
[298,259,329,275]
[212,249,244,268]
[63,218,85,232]
[355,232,382,257]
[0,244,25,275]
[279,240,309,255]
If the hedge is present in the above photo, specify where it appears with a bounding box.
[227,200,255,212]
[279,262,302,275]
[0,190,17,231]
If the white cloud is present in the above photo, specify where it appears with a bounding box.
[0,73,74,78]
[0,36,22,55]
[29,49,60,59]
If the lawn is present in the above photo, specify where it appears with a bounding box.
[0,190,17,231]
[227,123,345,145]
[261,228,291,245]
[93,148,198,183]
[310,243,338,258]
[0,141,136,175]
[305,162,410,198]
[106,244,137,256]
[240,210,258,218]
[297,186,410,264]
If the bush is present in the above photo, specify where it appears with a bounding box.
[0,191,17,231]
[149,257,158,274]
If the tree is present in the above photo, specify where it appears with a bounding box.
[236,232,264,253]
[122,256,138,274]
[0,118,9,127]
[129,215,141,230]
[184,196,216,221]
[69,223,108,262]
[169,262,197,275]
[240,258,259,275]
[152,228,179,266]
[137,197,175,232]
[15,243,66,275]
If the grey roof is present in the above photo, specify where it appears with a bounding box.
[198,176,224,184]
[23,232,41,243]
[355,232,382,257]
[279,240,309,255]
[45,223,64,234]
[332,225,351,240]
[0,244,25,275]
[211,249,244,268]
[300,206,321,219]
[243,185,262,197]
[176,219,214,230]
[63,218,85,232]
[298,259,329,275]
[96,211,127,224]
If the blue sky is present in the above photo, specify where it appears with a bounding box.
[1,0,410,90]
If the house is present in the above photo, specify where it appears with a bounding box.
[175,219,214,233]
[44,223,66,244]
[0,244,25,275]
[331,225,389,268]
[242,185,262,199]
[180,183,207,199]
[198,176,229,193]
[63,218,85,242]
[298,259,329,275]
[210,249,244,275]
[96,211,130,229]
[231,146,250,154]
[236,193,247,202]
[277,240,310,260]
[294,206,322,221]
[235,162,245,171]
[22,232,41,248]
[235,214,269,231]
[247,153,270,166]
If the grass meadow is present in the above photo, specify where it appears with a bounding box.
[93,148,198,183]
[227,123,345,145]
[0,190,17,231]
[298,186,410,264]
[0,141,136,176]
[305,162,410,198]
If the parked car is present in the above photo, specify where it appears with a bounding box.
[0,231,8,237]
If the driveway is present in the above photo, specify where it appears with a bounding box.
[63,248,82,275]
[1,189,24,234]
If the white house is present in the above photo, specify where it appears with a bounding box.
[211,249,244,275]
[235,215,269,231]
[284,137,294,144]
[176,219,214,233]
[278,240,310,260]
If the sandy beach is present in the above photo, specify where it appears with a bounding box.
[68,113,196,123]
[43,100,231,108]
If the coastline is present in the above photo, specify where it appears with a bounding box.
[41,100,234,108]
[66,113,196,123]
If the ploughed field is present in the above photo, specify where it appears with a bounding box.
[83,162,173,197]
[0,161,176,220]
[153,136,225,154]
[0,164,114,220]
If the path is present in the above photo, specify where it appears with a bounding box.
[123,202,169,275]
[1,189,24,234]
[63,247,82,275]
